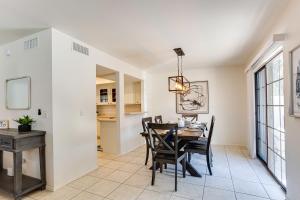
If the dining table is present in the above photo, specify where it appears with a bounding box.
[153,127,204,177]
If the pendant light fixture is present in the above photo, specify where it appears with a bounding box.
[168,48,190,94]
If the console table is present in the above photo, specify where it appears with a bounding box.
[0,129,46,200]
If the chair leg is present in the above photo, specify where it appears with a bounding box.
[145,138,150,165]
[152,160,156,185]
[165,163,167,169]
[160,163,163,173]
[183,156,186,178]
[175,163,178,192]
[188,152,191,163]
[206,152,212,175]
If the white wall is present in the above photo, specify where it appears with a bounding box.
[0,28,146,191]
[146,66,247,146]
[0,30,54,188]
[245,1,300,199]
[51,29,145,189]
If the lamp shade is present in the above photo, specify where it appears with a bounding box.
[168,75,190,94]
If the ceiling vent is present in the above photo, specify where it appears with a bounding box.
[24,37,38,50]
[73,42,89,56]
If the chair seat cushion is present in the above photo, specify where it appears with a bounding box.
[188,137,207,146]
[185,139,207,151]
[155,150,186,161]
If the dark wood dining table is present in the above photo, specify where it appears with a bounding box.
[154,128,204,177]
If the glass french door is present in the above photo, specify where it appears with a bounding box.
[255,52,286,188]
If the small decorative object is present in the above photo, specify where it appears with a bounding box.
[178,118,185,128]
[290,45,300,117]
[7,168,14,177]
[14,115,35,132]
[0,120,9,129]
[176,81,209,114]
[168,48,190,94]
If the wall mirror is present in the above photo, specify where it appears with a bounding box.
[6,76,31,110]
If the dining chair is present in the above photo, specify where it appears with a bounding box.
[147,123,187,192]
[154,115,163,124]
[140,117,153,165]
[182,114,198,122]
[184,116,215,175]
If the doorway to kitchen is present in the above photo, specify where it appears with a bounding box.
[255,52,286,188]
[96,65,119,154]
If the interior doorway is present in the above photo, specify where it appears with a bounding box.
[96,65,119,153]
[255,52,286,188]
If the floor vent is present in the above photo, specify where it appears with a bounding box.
[24,37,38,50]
[73,42,89,56]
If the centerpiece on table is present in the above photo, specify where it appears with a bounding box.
[14,115,35,132]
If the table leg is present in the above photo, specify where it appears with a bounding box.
[13,152,22,198]
[185,161,202,177]
[39,146,46,189]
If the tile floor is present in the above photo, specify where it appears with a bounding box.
[0,145,286,200]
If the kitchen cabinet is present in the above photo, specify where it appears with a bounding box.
[97,83,116,105]
[124,76,143,114]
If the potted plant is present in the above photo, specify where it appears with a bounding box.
[14,115,35,132]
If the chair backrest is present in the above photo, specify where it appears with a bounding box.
[154,115,163,124]
[142,117,152,132]
[182,114,198,122]
[207,116,216,150]
[147,123,178,157]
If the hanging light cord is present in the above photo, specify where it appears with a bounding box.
[177,55,180,76]
[180,55,183,76]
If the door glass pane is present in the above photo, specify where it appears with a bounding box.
[274,106,281,131]
[268,148,275,173]
[275,153,282,181]
[268,128,274,150]
[256,52,286,188]
[274,130,281,154]
[273,82,280,105]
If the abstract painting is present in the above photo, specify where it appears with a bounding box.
[176,81,209,114]
[290,45,300,117]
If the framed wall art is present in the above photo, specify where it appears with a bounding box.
[176,81,209,114]
[289,45,300,117]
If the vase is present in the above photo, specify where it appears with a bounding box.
[18,125,31,132]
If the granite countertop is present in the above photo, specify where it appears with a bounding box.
[97,116,117,122]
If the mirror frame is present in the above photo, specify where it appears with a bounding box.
[6,76,31,110]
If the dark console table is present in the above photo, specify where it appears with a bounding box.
[0,129,46,200]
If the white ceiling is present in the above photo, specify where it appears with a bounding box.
[0,0,289,69]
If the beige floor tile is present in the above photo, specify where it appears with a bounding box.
[97,159,112,167]
[203,187,235,200]
[36,186,81,200]
[115,155,136,163]
[136,166,153,177]
[235,193,269,200]
[68,176,100,190]
[205,176,234,191]
[72,191,104,200]
[104,161,126,170]
[174,182,204,200]
[263,184,286,200]
[86,179,120,197]
[233,179,269,198]
[124,174,151,188]
[179,175,205,186]
[137,190,172,200]
[145,178,175,193]
[170,196,191,200]
[89,167,116,178]
[107,185,143,200]
[118,163,142,173]
[104,170,133,183]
